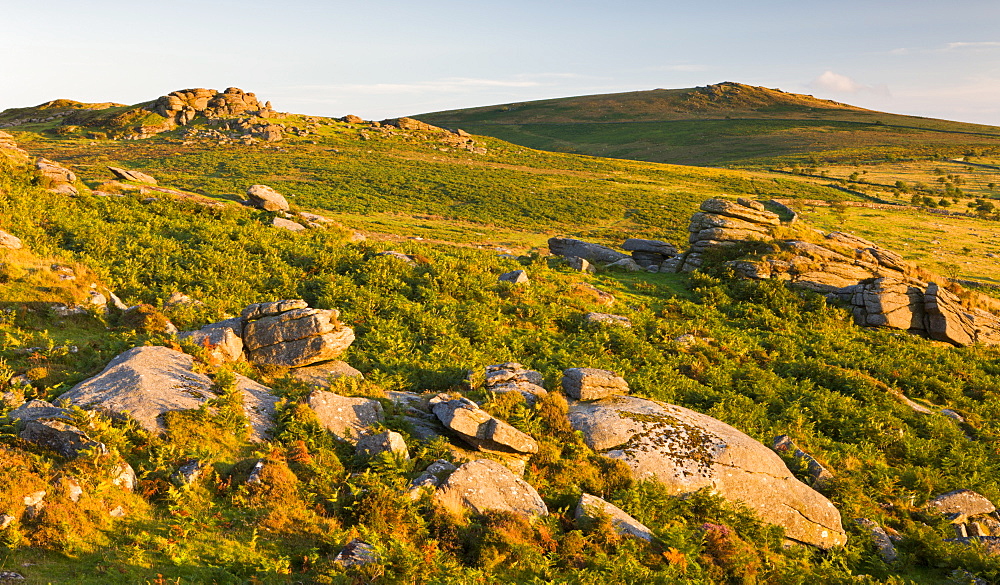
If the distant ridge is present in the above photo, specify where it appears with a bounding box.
[415,82,1000,166]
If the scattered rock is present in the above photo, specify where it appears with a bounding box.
[548,238,628,264]
[584,312,632,327]
[112,461,137,491]
[0,514,12,530]
[246,460,265,485]
[854,518,897,562]
[234,374,279,442]
[0,229,21,250]
[341,115,364,124]
[307,390,384,443]
[623,238,678,269]
[568,395,846,548]
[576,493,653,541]
[772,435,835,488]
[172,460,203,485]
[604,257,643,272]
[562,368,628,401]
[177,325,244,364]
[483,362,547,404]
[334,538,378,567]
[408,459,457,500]
[356,430,409,461]
[433,459,547,518]
[499,269,529,285]
[19,419,106,459]
[272,217,305,232]
[565,256,594,273]
[430,394,538,455]
[289,360,363,387]
[151,87,274,127]
[0,570,25,581]
[23,490,45,519]
[375,251,415,264]
[35,158,77,195]
[246,184,289,212]
[107,166,157,185]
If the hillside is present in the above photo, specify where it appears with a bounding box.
[415,82,1000,167]
[5,87,1000,583]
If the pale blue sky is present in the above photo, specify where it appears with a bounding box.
[2,0,999,124]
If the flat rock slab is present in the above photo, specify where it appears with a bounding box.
[928,489,996,517]
[548,237,627,264]
[568,395,846,549]
[307,390,384,443]
[59,346,216,434]
[235,374,278,442]
[242,299,308,321]
[576,493,653,541]
[289,360,363,387]
[433,459,547,518]
[108,166,157,185]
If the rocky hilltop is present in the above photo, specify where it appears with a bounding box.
[549,197,1000,347]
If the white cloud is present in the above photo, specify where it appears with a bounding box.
[946,41,1000,51]
[811,71,866,93]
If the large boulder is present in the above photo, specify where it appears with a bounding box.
[433,459,547,517]
[851,278,925,330]
[924,283,1000,346]
[928,490,996,518]
[430,394,538,455]
[243,306,355,368]
[58,347,216,434]
[58,346,278,438]
[35,158,77,195]
[568,395,846,549]
[10,400,105,458]
[306,390,384,443]
[548,237,628,264]
[246,184,289,212]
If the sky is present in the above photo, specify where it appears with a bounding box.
[2,0,999,125]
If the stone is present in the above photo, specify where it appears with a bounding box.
[246,184,289,212]
[584,312,632,327]
[772,435,835,488]
[622,239,677,255]
[408,459,457,500]
[0,229,21,250]
[851,278,924,330]
[548,238,628,264]
[924,283,979,346]
[375,251,415,263]
[272,216,305,232]
[565,256,594,273]
[341,115,364,124]
[568,396,846,549]
[430,394,538,455]
[854,518,897,562]
[604,258,643,272]
[306,390,384,443]
[484,363,547,404]
[58,346,216,434]
[576,493,653,541]
[356,430,409,461]
[173,459,203,485]
[8,399,72,423]
[112,462,137,491]
[23,490,45,519]
[699,198,781,226]
[499,269,529,285]
[562,368,629,401]
[241,299,308,321]
[334,538,378,567]
[433,459,547,518]
[107,166,157,185]
[243,307,355,368]
[0,571,25,581]
[289,360,363,387]
[928,490,996,517]
[177,326,244,364]
[0,514,12,530]
[36,158,77,194]
[19,419,106,459]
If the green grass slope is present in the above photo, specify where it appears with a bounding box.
[415,82,1000,167]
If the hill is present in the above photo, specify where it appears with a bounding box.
[415,82,1000,167]
[5,87,1000,583]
